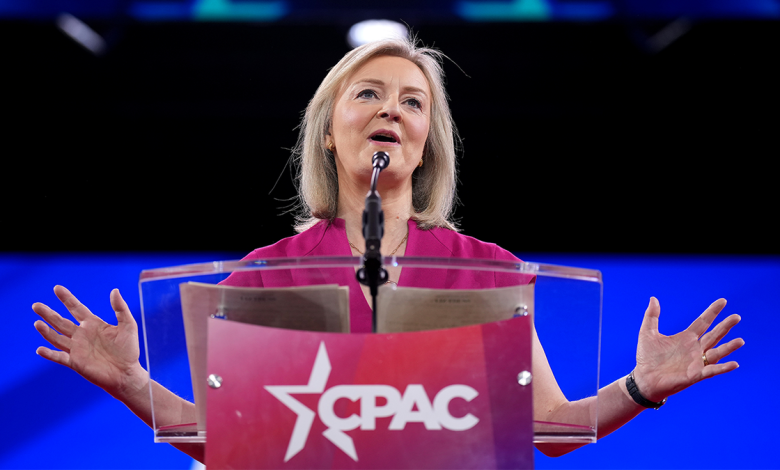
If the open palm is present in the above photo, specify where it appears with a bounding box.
[634,297,744,402]
[33,285,145,398]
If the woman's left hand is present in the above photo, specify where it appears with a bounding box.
[632,297,744,402]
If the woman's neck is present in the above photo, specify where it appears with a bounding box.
[337,175,413,257]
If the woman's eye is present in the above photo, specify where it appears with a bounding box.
[357,89,378,99]
[406,98,422,109]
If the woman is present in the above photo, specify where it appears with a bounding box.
[32,37,744,461]
[219,38,532,332]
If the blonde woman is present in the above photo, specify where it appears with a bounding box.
[32,37,743,462]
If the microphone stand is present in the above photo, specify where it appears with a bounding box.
[356,151,390,333]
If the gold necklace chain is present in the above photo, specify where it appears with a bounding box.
[349,225,409,256]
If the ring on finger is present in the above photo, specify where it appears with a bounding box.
[702,353,710,366]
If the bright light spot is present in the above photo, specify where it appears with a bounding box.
[347,20,408,48]
[56,13,107,56]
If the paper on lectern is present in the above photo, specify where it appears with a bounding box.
[376,284,534,333]
[179,282,350,431]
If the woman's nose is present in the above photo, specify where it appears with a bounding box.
[377,99,402,122]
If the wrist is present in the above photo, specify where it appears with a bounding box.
[626,370,667,410]
[632,366,666,402]
[112,363,150,403]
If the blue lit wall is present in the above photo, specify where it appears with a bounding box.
[3,253,776,468]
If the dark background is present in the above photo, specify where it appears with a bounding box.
[6,19,778,254]
[3,8,778,470]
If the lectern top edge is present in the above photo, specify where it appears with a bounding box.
[138,255,602,283]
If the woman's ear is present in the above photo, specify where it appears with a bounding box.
[324,120,333,146]
[324,129,332,151]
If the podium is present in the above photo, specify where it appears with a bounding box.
[139,256,602,469]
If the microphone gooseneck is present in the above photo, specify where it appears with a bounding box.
[356,151,390,333]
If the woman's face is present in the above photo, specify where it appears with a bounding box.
[330,55,431,188]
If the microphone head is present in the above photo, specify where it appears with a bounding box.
[372,151,390,170]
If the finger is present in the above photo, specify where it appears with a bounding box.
[699,313,741,350]
[705,337,745,364]
[31,302,77,337]
[701,361,739,380]
[53,285,94,324]
[110,289,136,332]
[34,320,73,353]
[35,345,71,367]
[639,297,660,334]
[686,298,727,338]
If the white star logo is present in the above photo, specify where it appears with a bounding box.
[265,341,480,463]
[265,342,359,462]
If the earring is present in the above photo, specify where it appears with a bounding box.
[327,141,335,152]
[417,158,423,168]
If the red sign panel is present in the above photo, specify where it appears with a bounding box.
[205,317,533,469]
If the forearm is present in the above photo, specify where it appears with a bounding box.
[536,375,645,457]
[111,364,203,461]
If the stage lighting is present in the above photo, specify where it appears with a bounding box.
[347,20,408,48]
[56,13,107,56]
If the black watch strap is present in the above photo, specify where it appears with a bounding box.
[626,370,667,410]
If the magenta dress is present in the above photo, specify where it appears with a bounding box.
[221,218,533,333]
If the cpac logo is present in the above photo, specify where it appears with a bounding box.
[265,342,480,462]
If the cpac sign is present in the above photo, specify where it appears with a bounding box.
[266,342,479,462]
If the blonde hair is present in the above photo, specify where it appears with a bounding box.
[293,36,460,233]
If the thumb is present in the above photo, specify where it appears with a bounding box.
[110,289,136,330]
[640,296,661,334]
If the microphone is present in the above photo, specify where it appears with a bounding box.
[361,151,390,248]
[372,151,389,171]
[357,151,390,332]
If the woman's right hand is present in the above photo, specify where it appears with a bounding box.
[33,285,148,401]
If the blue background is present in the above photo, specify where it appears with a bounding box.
[2,253,775,468]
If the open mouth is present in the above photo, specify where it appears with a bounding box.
[369,131,400,144]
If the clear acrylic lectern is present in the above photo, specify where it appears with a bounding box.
[138,256,602,468]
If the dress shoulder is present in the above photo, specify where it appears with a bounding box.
[221,220,336,287]
[241,219,334,260]
[421,225,520,262]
